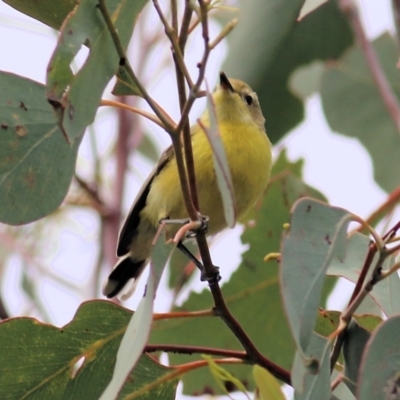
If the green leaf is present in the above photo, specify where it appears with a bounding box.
[328,233,400,317]
[223,0,353,142]
[291,333,331,399]
[4,0,77,30]
[46,0,148,142]
[204,355,248,395]
[321,33,400,192]
[253,365,285,400]
[101,229,175,399]
[289,61,325,99]
[315,310,340,338]
[137,133,160,164]
[353,314,382,333]
[358,315,400,400]
[0,72,80,225]
[0,301,178,399]
[150,150,326,395]
[112,66,143,97]
[281,198,352,356]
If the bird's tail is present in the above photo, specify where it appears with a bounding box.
[102,255,147,299]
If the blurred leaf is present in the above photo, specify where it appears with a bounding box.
[0,301,178,399]
[328,233,400,316]
[343,319,372,395]
[137,133,160,163]
[0,72,80,224]
[281,198,351,356]
[298,0,328,20]
[321,33,400,192]
[332,374,356,400]
[168,240,197,290]
[289,61,325,99]
[201,88,236,228]
[315,310,340,337]
[224,0,353,142]
[150,150,326,395]
[112,66,143,97]
[353,314,382,333]
[101,228,175,399]
[47,0,148,142]
[358,315,400,400]
[291,332,331,399]
[4,0,77,30]
[253,365,285,400]
[204,355,247,395]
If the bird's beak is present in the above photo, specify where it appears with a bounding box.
[220,72,234,92]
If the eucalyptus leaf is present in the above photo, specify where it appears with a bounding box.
[46,0,148,142]
[0,72,80,224]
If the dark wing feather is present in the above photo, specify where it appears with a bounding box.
[116,145,174,257]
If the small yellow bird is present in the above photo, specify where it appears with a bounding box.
[103,72,272,298]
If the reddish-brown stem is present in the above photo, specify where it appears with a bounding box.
[392,0,400,51]
[145,343,291,384]
[145,344,247,359]
[179,1,194,55]
[74,174,116,217]
[206,278,291,384]
[339,0,400,134]
[153,309,214,320]
[102,99,132,274]
[353,186,400,234]
[330,217,400,370]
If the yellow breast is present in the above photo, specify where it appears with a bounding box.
[143,120,271,236]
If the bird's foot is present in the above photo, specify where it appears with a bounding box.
[159,215,209,238]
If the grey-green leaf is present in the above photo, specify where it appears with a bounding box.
[343,319,371,395]
[46,0,148,142]
[328,232,400,317]
[0,72,80,225]
[291,333,331,399]
[281,198,351,356]
[321,33,400,192]
[358,315,400,400]
[223,0,353,142]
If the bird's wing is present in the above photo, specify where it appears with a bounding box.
[116,144,174,257]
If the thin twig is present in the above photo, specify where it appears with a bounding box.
[352,186,400,235]
[152,0,194,87]
[170,134,200,221]
[74,174,116,217]
[170,0,178,32]
[330,249,387,370]
[391,0,400,51]
[175,0,211,137]
[331,372,344,391]
[339,0,400,134]
[100,99,167,129]
[125,356,244,400]
[153,309,214,320]
[210,279,291,383]
[179,0,194,50]
[97,0,175,132]
[209,18,238,50]
[145,344,247,359]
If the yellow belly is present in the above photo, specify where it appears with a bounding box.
[142,121,272,237]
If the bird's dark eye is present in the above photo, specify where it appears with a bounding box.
[244,94,253,106]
